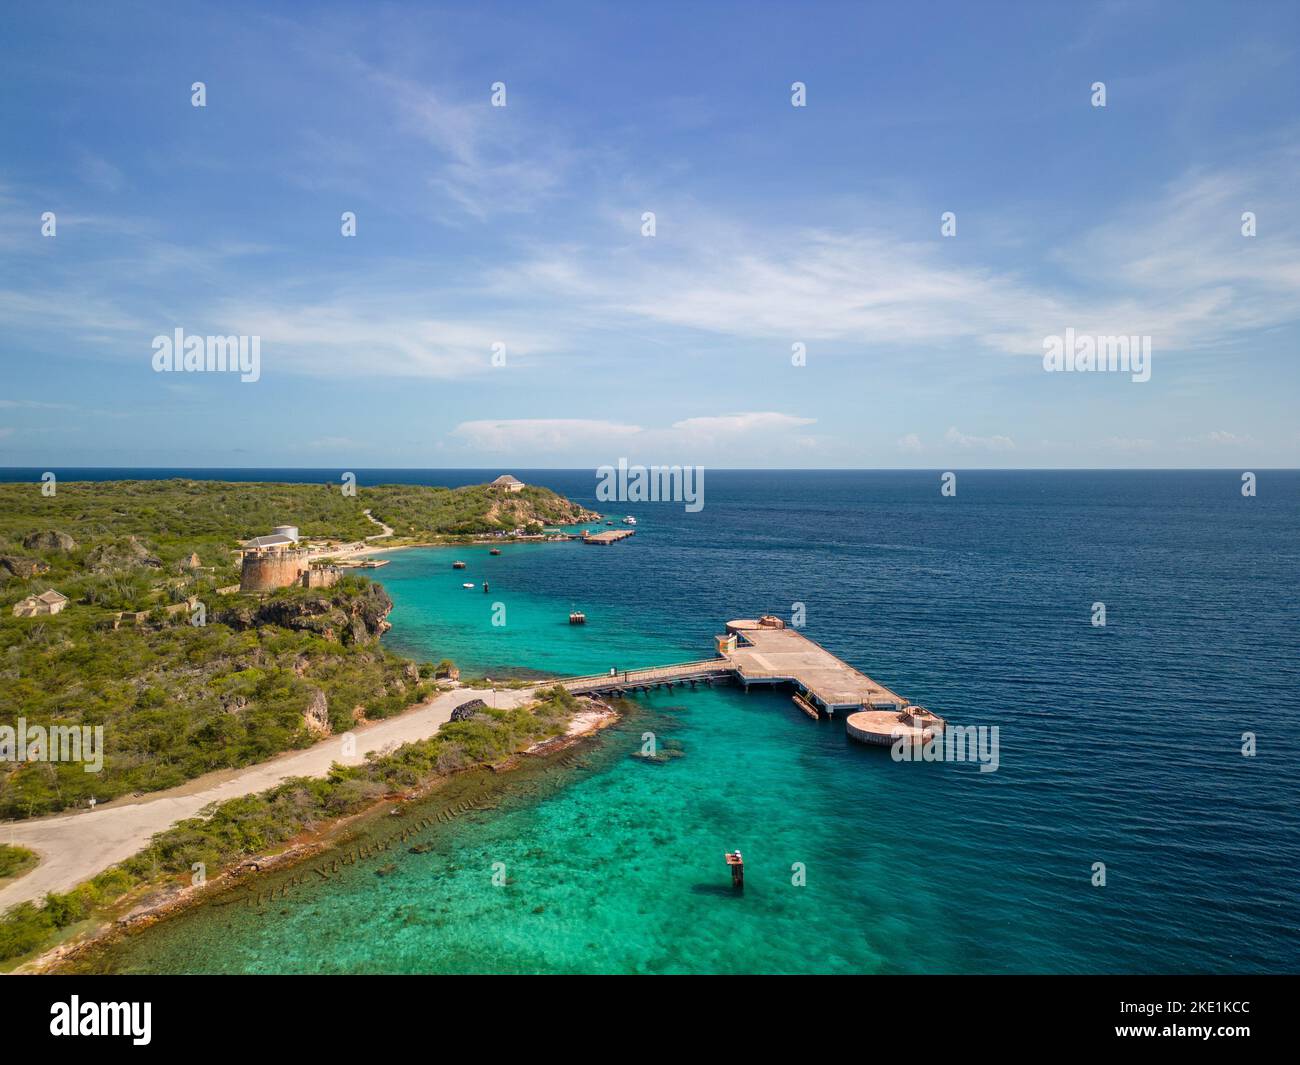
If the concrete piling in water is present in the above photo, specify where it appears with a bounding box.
[725,851,744,891]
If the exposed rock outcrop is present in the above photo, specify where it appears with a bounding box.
[23,530,76,553]
[303,689,331,736]
[216,584,393,645]
[85,535,162,573]
[0,556,50,579]
[449,699,487,722]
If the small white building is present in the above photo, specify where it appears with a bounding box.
[242,533,298,554]
[13,589,69,617]
[490,474,525,493]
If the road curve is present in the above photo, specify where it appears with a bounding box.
[0,686,535,911]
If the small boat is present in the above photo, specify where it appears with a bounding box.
[489,548,501,556]
[605,520,614,526]
[462,582,475,589]
[452,561,466,569]
[622,515,637,525]
[569,611,586,625]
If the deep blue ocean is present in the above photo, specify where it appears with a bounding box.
[13,468,1300,973]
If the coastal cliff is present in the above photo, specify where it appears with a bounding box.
[216,581,394,645]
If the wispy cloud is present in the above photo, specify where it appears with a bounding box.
[944,426,1015,452]
[448,412,817,460]
[499,150,1300,360]
[374,72,575,220]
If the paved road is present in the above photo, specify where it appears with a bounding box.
[0,686,535,911]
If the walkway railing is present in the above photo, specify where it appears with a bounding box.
[563,659,733,691]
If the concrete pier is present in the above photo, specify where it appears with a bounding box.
[718,618,906,715]
[562,615,940,741]
[581,528,635,545]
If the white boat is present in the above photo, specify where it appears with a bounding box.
[622,515,637,525]
[461,582,475,589]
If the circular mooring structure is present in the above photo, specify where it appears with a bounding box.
[846,705,945,747]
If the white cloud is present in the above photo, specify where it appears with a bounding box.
[450,418,642,453]
[669,411,815,441]
[0,400,73,410]
[79,151,126,193]
[896,432,924,454]
[222,303,554,380]
[306,436,361,450]
[377,73,573,220]
[503,149,1300,360]
[944,426,1015,451]
[448,411,816,458]
[1101,436,1156,452]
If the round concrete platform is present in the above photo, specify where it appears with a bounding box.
[846,709,941,747]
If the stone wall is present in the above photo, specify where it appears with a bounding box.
[301,566,341,589]
[239,550,309,592]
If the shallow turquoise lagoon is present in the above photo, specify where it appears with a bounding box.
[84,471,1300,973]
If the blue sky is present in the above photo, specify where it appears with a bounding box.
[1,0,1297,468]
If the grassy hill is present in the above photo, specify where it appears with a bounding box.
[0,478,598,819]
[0,478,599,614]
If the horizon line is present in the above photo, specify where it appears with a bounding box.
[0,466,1295,474]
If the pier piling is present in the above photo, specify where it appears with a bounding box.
[725,851,744,890]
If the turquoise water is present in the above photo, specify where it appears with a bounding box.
[70,470,1300,973]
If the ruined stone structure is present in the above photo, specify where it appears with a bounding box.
[239,547,311,592]
[12,589,69,617]
[302,565,341,589]
[239,547,343,593]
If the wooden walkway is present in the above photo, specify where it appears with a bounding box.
[561,617,906,718]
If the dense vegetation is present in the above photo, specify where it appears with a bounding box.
[0,477,598,616]
[0,578,435,818]
[0,844,36,881]
[366,483,599,539]
[0,477,597,818]
[0,687,581,965]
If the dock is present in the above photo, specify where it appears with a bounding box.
[716,618,907,714]
[581,529,635,545]
[562,615,938,741]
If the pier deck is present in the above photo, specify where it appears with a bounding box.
[721,619,905,712]
[561,617,906,717]
[582,529,635,545]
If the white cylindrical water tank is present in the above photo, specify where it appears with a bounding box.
[272,525,300,542]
